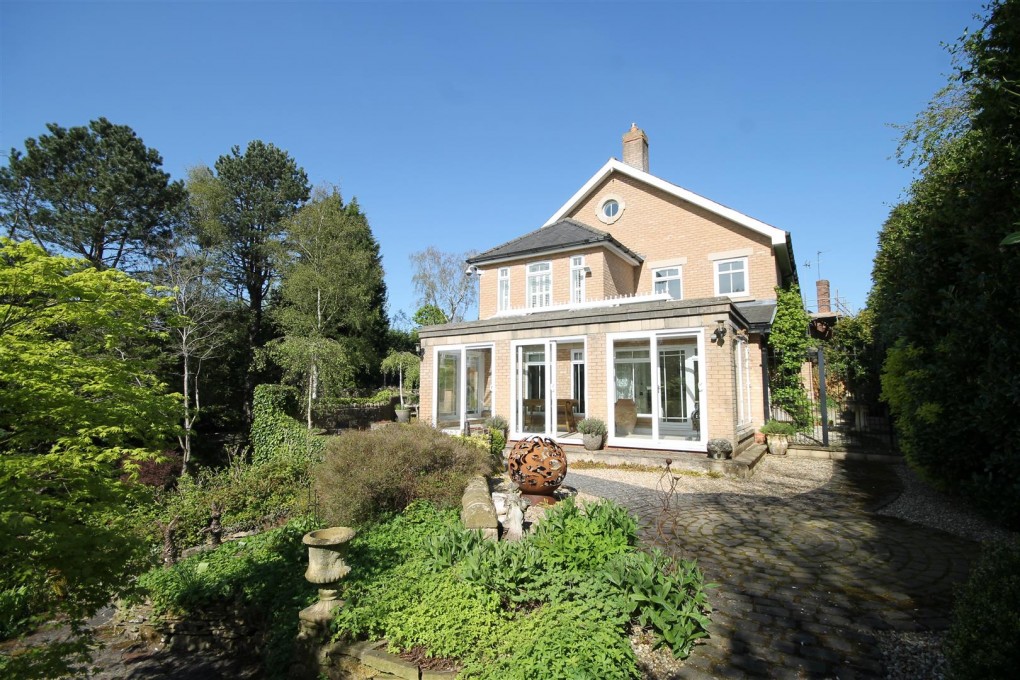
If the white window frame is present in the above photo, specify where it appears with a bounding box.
[527,261,552,309]
[714,257,749,297]
[431,343,496,433]
[571,348,585,416]
[604,329,707,452]
[498,267,510,312]
[570,256,586,304]
[509,336,586,441]
[652,266,683,300]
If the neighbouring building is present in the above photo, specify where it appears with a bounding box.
[418,124,798,455]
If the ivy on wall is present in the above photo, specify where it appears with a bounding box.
[250,384,325,468]
[768,284,812,429]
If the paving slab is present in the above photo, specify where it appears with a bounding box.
[565,459,978,678]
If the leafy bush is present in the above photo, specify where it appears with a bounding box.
[250,384,325,468]
[460,598,638,680]
[0,584,46,640]
[334,497,711,674]
[530,498,637,573]
[148,454,315,549]
[604,550,713,657]
[945,541,1020,679]
[137,516,318,677]
[759,420,797,436]
[488,427,506,458]
[768,284,813,429]
[484,414,508,432]
[312,423,495,526]
[577,417,608,437]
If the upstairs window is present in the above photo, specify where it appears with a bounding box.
[498,267,510,312]
[570,256,586,304]
[527,262,551,308]
[715,257,748,296]
[653,266,682,300]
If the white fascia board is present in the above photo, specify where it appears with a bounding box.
[543,158,789,248]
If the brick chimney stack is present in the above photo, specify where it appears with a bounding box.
[622,123,649,172]
[816,279,831,314]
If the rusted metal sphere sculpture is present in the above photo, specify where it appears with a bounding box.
[507,435,568,495]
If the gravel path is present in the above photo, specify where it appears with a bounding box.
[565,455,1016,679]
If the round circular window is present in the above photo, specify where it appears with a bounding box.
[597,195,625,225]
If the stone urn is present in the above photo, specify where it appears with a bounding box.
[299,527,356,634]
[582,433,605,451]
[707,438,733,460]
[614,399,638,436]
[766,434,789,457]
[395,407,410,423]
[507,435,567,498]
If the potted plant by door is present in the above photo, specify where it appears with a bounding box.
[381,350,420,423]
[760,420,797,456]
[578,418,608,451]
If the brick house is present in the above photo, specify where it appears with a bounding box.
[418,125,798,455]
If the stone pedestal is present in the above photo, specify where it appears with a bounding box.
[292,527,356,679]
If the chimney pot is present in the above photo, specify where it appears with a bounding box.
[622,124,649,172]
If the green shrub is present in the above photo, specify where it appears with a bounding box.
[945,541,1020,679]
[604,550,713,658]
[530,498,637,573]
[149,455,315,549]
[460,598,639,680]
[489,428,506,457]
[250,384,325,468]
[137,517,318,678]
[332,498,711,671]
[759,420,798,436]
[577,418,608,437]
[0,583,47,640]
[312,423,495,526]
[484,414,508,432]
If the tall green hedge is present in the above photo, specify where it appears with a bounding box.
[250,384,325,467]
[870,0,1020,528]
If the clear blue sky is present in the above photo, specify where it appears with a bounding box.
[1,0,985,321]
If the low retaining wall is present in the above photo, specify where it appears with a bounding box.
[314,639,457,680]
[119,601,265,657]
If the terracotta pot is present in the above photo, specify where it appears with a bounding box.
[614,399,638,436]
[507,436,568,495]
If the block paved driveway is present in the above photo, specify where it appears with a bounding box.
[565,460,977,679]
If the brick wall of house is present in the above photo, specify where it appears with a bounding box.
[567,172,778,300]
[476,247,621,319]
[420,310,747,451]
[475,171,781,320]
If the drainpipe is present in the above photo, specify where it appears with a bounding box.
[761,343,771,422]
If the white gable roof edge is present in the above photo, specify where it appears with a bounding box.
[542,158,788,248]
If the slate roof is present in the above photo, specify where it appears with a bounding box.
[467,218,642,265]
[734,300,777,332]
